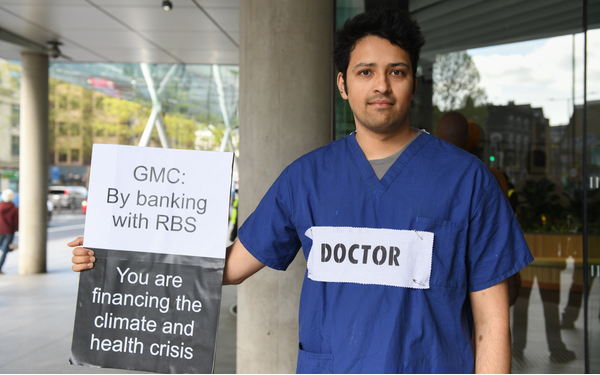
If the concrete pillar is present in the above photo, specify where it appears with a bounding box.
[238,0,333,372]
[18,52,48,275]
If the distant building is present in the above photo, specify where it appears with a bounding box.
[0,61,20,192]
[530,100,600,190]
[560,100,600,190]
[49,79,224,186]
[50,80,113,186]
[484,101,549,186]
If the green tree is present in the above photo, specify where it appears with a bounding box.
[164,114,200,150]
[0,60,21,128]
[433,51,486,112]
[432,51,489,135]
[0,60,21,90]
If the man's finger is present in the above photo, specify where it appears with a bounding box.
[72,247,94,257]
[72,263,93,272]
[72,255,95,264]
[68,237,84,247]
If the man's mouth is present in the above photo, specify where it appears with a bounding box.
[369,99,394,107]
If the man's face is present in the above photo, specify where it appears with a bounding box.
[337,35,416,136]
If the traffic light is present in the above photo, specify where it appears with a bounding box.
[489,155,496,162]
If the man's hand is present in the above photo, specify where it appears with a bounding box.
[68,237,95,272]
[470,279,511,374]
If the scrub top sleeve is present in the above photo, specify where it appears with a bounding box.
[466,179,533,292]
[237,167,302,271]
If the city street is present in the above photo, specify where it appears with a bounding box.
[46,210,86,241]
[0,210,237,374]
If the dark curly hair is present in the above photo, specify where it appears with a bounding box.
[334,8,425,90]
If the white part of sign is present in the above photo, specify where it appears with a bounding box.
[83,144,233,259]
[305,226,434,289]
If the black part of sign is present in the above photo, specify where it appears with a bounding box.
[70,248,224,374]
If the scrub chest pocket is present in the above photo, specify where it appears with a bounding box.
[414,216,467,288]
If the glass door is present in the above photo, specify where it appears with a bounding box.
[586,2,600,372]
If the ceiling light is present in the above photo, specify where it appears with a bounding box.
[47,41,62,58]
[162,1,172,11]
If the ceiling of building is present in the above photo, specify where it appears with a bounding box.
[0,0,598,65]
[0,0,239,64]
[411,0,600,62]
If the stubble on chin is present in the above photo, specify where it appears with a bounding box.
[356,106,407,135]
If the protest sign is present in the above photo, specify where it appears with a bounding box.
[70,144,233,373]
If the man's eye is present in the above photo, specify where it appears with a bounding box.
[359,70,371,76]
[391,70,404,76]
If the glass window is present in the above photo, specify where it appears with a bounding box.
[11,104,19,127]
[70,123,80,136]
[586,3,600,372]
[48,63,239,153]
[333,0,363,140]
[334,1,597,372]
[11,135,19,156]
[443,30,595,375]
[41,61,239,200]
[58,122,68,136]
[71,149,80,163]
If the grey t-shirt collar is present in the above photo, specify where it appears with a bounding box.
[368,130,423,180]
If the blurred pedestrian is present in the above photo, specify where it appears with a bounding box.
[0,189,19,274]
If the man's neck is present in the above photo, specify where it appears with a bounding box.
[355,125,418,160]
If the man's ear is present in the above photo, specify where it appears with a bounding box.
[337,72,348,100]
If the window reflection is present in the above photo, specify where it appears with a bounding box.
[44,62,239,186]
[429,30,600,372]
[334,0,598,370]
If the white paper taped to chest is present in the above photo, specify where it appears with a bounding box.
[305,226,434,288]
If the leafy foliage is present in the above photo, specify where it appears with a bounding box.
[518,178,566,232]
[433,51,487,112]
[517,178,600,234]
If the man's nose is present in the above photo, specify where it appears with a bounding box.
[373,72,391,94]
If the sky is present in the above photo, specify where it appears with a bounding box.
[468,29,600,126]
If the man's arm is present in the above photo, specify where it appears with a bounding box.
[469,279,511,374]
[70,237,265,285]
[223,239,265,285]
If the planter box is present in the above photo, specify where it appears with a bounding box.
[523,233,600,265]
[520,233,600,289]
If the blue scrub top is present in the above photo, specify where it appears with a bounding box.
[239,132,533,373]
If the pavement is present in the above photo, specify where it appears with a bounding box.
[0,214,598,374]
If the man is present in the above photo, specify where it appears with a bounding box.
[72,8,532,373]
[0,189,18,274]
[437,111,470,150]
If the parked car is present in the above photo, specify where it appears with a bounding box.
[48,186,88,210]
